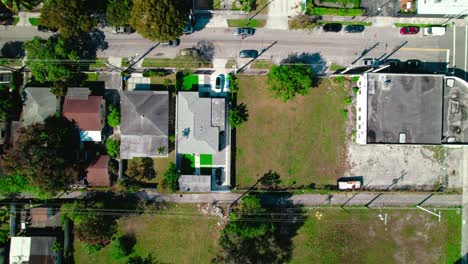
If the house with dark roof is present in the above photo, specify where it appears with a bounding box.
[22,88,59,126]
[10,236,58,264]
[176,92,230,192]
[86,155,111,187]
[29,207,61,228]
[63,88,105,142]
[120,91,169,159]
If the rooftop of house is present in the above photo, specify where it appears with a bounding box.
[10,236,56,264]
[22,87,59,126]
[177,92,225,154]
[366,73,444,144]
[120,91,169,159]
[30,207,61,228]
[86,155,110,187]
[63,88,103,131]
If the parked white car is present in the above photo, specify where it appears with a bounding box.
[423,26,446,36]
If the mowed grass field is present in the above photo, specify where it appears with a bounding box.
[291,208,462,264]
[235,76,349,188]
[74,204,221,264]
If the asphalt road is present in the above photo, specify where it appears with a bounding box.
[1,25,464,75]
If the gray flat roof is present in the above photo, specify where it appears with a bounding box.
[22,88,59,126]
[177,92,225,154]
[367,73,444,144]
[120,91,169,159]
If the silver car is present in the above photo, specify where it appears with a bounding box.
[233,27,255,37]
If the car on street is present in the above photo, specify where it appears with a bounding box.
[37,25,57,33]
[216,74,225,90]
[233,27,255,37]
[239,49,258,58]
[180,48,199,57]
[160,39,180,47]
[323,23,342,32]
[382,59,401,69]
[400,26,420,35]
[112,26,133,34]
[405,59,422,71]
[423,26,446,36]
[363,58,380,67]
[344,25,365,33]
[183,13,195,34]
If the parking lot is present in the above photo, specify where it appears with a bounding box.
[346,144,464,190]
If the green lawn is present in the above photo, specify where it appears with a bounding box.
[142,57,212,69]
[291,208,461,264]
[394,23,442,28]
[73,204,221,264]
[122,58,130,67]
[309,7,363,16]
[318,0,360,8]
[250,59,274,69]
[235,76,349,188]
[182,74,199,90]
[28,17,40,26]
[12,17,19,25]
[89,58,108,68]
[227,19,266,28]
[84,72,99,81]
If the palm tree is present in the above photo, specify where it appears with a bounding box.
[1,0,37,13]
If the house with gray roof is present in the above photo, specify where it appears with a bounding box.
[176,92,230,192]
[22,88,59,126]
[120,91,169,159]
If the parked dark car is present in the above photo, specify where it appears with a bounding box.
[160,39,180,47]
[233,27,255,37]
[405,59,422,71]
[215,74,225,90]
[383,59,401,69]
[400,26,420,35]
[345,25,365,33]
[37,25,57,33]
[323,23,342,32]
[239,49,258,58]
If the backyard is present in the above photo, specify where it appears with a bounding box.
[291,208,461,264]
[235,76,349,188]
[73,203,221,264]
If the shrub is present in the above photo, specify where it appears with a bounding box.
[109,235,134,259]
[229,104,248,129]
[311,7,363,16]
[106,139,120,158]
[267,64,313,101]
[341,109,348,118]
[163,162,179,192]
[353,86,359,95]
[169,135,176,143]
[142,69,167,77]
[344,97,352,104]
[289,14,318,30]
[107,104,120,128]
[85,244,103,255]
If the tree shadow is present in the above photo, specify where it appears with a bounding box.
[68,29,108,62]
[281,52,327,76]
[215,192,306,263]
[195,40,215,62]
[1,41,24,58]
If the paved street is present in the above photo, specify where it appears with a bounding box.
[1,24,466,76]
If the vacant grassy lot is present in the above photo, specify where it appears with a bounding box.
[291,208,461,264]
[74,204,221,264]
[235,76,348,188]
[227,19,266,28]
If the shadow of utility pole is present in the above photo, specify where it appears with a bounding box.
[126,43,160,71]
[350,42,380,65]
[237,41,278,73]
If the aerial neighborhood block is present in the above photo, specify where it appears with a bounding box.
[120,91,169,159]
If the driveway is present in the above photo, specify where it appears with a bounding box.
[360,0,399,17]
[265,0,289,30]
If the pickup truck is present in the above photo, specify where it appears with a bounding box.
[423,26,446,36]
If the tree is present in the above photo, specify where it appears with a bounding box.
[24,36,80,93]
[106,0,132,27]
[267,64,313,102]
[213,195,288,264]
[106,138,120,158]
[228,103,248,129]
[126,157,156,181]
[162,162,178,192]
[61,200,118,246]
[260,170,281,189]
[0,84,13,121]
[127,254,160,264]
[129,0,188,41]
[39,0,98,38]
[107,104,120,127]
[0,116,80,194]
[1,0,37,13]
[109,235,135,259]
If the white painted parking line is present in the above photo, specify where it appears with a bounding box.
[453,26,457,67]
[446,49,450,73]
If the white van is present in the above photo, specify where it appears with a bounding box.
[423,26,446,36]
